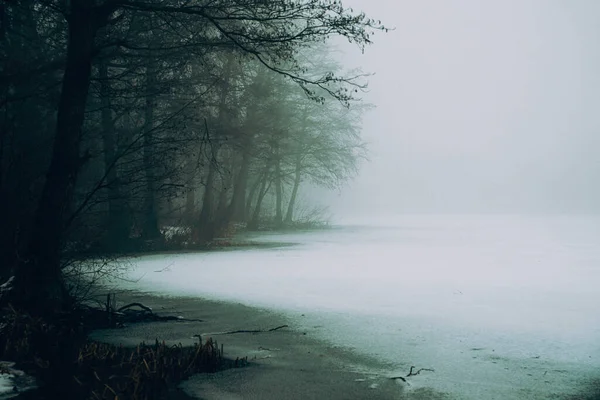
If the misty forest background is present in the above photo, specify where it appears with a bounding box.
[0,1,384,311]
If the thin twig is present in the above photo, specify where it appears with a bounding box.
[205,324,289,335]
[390,365,435,383]
[407,366,435,377]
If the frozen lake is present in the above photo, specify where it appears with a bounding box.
[115,214,600,399]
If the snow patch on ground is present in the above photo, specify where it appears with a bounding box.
[0,374,14,399]
[0,362,36,399]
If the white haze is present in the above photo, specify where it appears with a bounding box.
[325,0,600,216]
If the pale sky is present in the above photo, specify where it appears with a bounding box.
[324,0,600,215]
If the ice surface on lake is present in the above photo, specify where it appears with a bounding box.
[116,215,600,399]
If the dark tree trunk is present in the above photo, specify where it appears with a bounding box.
[99,61,130,250]
[141,62,161,240]
[185,159,198,220]
[197,150,218,240]
[0,0,45,278]
[245,169,265,223]
[247,166,271,231]
[228,86,258,223]
[214,171,231,235]
[0,4,5,42]
[215,171,231,221]
[274,147,283,227]
[285,153,303,224]
[284,110,308,224]
[13,3,104,311]
[196,54,235,239]
[186,188,196,219]
[228,146,250,222]
[0,96,14,278]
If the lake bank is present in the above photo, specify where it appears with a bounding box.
[87,288,600,400]
[90,290,408,399]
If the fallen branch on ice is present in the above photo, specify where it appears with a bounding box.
[203,325,289,336]
[87,294,204,327]
[390,365,435,384]
[407,366,435,377]
[114,301,204,323]
[117,302,153,313]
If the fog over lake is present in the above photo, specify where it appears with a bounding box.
[325,0,600,216]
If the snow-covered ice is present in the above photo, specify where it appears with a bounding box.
[114,214,600,399]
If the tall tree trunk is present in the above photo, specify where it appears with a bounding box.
[141,61,161,240]
[13,2,103,311]
[248,166,271,231]
[99,61,129,250]
[228,145,251,222]
[196,54,235,239]
[214,171,231,235]
[0,76,12,278]
[185,187,196,220]
[215,154,231,222]
[0,4,5,43]
[185,158,197,220]
[245,171,263,223]
[197,150,218,240]
[215,184,229,221]
[274,146,283,227]
[285,153,303,224]
[1,0,48,277]
[228,79,259,223]
[284,109,308,224]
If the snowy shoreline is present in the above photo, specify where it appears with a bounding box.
[90,288,600,400]
[90,290,406,399]
[107,216,600,399]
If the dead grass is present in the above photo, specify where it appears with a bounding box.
[0,307,237,400]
